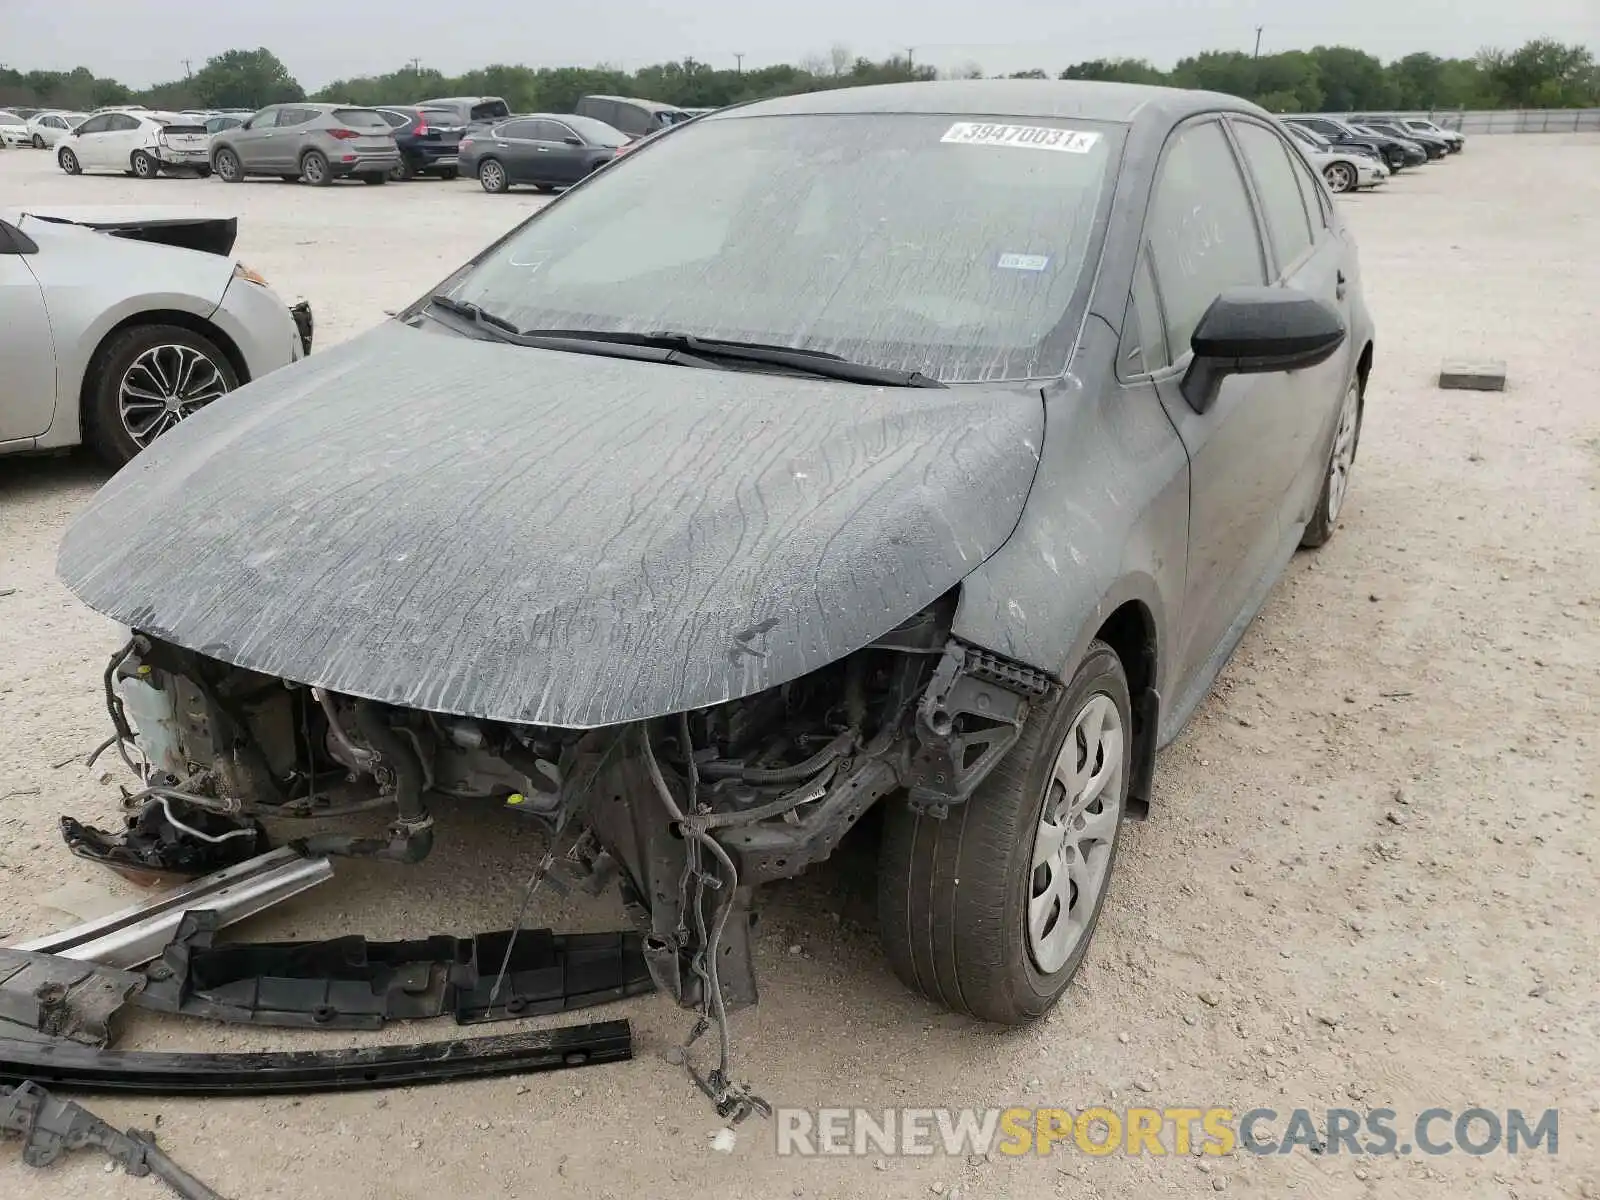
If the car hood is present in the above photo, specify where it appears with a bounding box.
[58,322,1044,728]
[17,206,238,256]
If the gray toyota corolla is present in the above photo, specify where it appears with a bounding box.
[58,81,1372,1040]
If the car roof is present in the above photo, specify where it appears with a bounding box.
[717,79,1258,124]
[583,95,685,113]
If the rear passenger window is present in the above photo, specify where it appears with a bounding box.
[1145,120,1267,360]
[1232,121,1315,272]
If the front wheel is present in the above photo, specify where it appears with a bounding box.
[1323,162,1356,194]
[84,324,240,467]
[477,158,508,193]
[58,147,82,175]
[213,148,242,182]
[389,157,415,181]
[1300,378,1362,548]
[878,640,1131,1024]
[439,167,458,181]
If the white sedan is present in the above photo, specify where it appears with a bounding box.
[26,111,89,149]
[1305,146,1388,194]
[0,207,312,465]
[55,110,213,179]
[0,110,30,148]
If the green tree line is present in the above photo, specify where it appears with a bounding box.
[3,38,1595,116]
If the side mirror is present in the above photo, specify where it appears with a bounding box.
[1181,287,1347,414]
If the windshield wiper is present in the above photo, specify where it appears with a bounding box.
[424,294,524,338]
[518,329,947,388]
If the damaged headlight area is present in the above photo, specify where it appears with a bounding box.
[90,595,1055,1114]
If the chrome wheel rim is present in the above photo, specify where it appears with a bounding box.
[217,152,236,180]
[304,155,325,183]
[134,154,154,177]
[118,345,230,446]
[1027,692,1125,974]
[1326,383,1360,523]
[482,162,504,191]
[1326,164,1353,193]
[60,150,77,172]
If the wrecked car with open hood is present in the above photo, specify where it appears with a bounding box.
[55,81,1374,1082]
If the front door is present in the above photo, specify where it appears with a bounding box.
[529,120,589,185]
[1139,117,1304,693]
[230,107,282,173]
[0,229,57,442]
[70,114,115,168]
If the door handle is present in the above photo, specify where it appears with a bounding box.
[1335,270,1347,301]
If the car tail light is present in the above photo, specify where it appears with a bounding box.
[460,136,474,149]
[327,128,360,140]
[413,120,429,136]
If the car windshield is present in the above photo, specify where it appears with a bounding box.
[442,113,1120,383]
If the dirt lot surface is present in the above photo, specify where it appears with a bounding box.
[2,136,1597,1199]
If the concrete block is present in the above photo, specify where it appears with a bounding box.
[1439,361,1507,391]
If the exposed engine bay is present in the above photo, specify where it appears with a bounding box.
[92,595,1055,1116]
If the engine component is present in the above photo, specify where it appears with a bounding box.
[60,795,269,886]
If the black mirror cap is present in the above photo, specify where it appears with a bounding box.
[1181,287,1347,414]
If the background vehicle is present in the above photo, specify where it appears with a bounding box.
[0,208,307,465]
[377,106,464,180]
[0,110,30,148]
[1285,115,1421,171]
[209,104,400,186]
[1352,118,1448,159]
[56,111,212,178]
[204,114,245,135]
[59,81,1373,1032]
[1393,115,1465,151]
[413,95,511,132]
[26,111,87,148]
[1282,121,1387,192]
[459,114,626,193]
[575,95,690,138]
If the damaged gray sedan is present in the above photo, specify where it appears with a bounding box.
[56,81,1373,1045]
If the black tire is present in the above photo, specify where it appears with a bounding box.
[439,167,458,181]
[84,324,239,467]
[58,147,82,175]
[390,157,415,181]
[280,174,301,183]
[301,150,333,187]
[131,150,159,179]
[878,640,1131,1024]
[213,148,242,183]
[360,173,387,186]
[477,158,508,193]
[32,133,45,149]
[1301,376,1364,549]
[532,183,555,194]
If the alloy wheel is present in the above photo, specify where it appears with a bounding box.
[1027,692,1125,974]
[480,161,506,192]
[1326,383,1360,523]
[117,344,231,446]
[1324,163,1355,193]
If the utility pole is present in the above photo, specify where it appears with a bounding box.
[906,47,915,69]
[1253,27,1263,58]
[734,52,744,74]
[182,58,192,79]
[409,56,421,73]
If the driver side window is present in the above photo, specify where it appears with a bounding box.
[248,108,278,130]
[1144,119,1267,361]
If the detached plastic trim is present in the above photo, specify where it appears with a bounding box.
[0,1019,632,1095]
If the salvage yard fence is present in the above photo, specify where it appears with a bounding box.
[1311,108,1600,135]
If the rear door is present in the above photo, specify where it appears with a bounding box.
[490,119,543,182]
[0,224,56,442]
[1227,116,1352,526]
[158,118,211,159]
[102,113,145,168]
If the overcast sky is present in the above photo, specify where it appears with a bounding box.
[8,0,1598,87]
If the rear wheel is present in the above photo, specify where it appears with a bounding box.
[131,150,159,179]
[1323,162,1356,193]
[478,158,508,193]
[301,150,332,186]
[878,640,1131,1024]
[58,147,82,175]
[32,133,45,149]
[85,324,239,467]
[360,173,387,185]
[439,167,459,181]
[213,148,242,183]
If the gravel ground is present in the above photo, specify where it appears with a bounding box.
[1,136,1597,1200]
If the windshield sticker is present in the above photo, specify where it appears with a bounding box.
[997,253,1051,271]
[941,123,1100,153]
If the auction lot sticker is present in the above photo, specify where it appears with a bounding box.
[941,123,1101,153]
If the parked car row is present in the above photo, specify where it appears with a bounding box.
[1280,113,1464,191]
